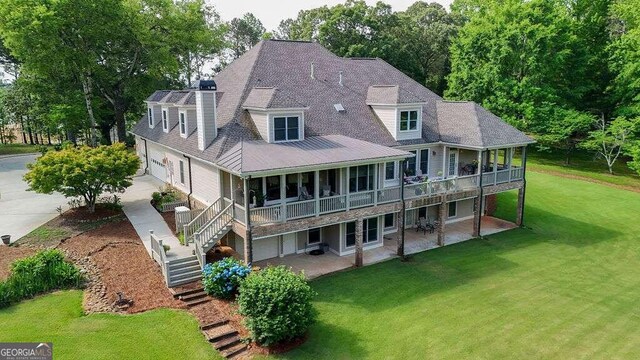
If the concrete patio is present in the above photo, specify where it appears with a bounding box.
[254,216,517,279]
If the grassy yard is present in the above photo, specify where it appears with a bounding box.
[0,291,219,360]
[0,143,43,155]
[279,171,640,359]
[526,148,640,189]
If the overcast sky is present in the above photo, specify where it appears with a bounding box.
[209,0,454,31]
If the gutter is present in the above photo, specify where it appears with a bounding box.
[183,154,193,206]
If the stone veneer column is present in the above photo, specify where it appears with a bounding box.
[437,195,446,246]
[355,218,364,267]
[516,185,525,227]
[397,209,405,257]
[472,197,481,237]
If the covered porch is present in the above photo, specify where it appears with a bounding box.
[253,216,516,279]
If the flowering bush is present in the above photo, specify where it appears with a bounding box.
[202,257,251,299]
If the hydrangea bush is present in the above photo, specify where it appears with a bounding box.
[202,257,251,299]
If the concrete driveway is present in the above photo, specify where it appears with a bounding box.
[0,154,67,243]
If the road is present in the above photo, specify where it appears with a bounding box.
[0,154,67,243]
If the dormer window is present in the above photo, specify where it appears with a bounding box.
[179,112,187,136]
[162,110,168,131]
[148,107,153,127]
[273,116,300,142]
[400,110,419,131]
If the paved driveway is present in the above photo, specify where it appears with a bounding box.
[0,154,67,243]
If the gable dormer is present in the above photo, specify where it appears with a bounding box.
[242,87,308,143]
[159,91,191,133]
[366,85,426,141]
[145,90,170,129]
[175,92,196,138]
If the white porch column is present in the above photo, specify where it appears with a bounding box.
[345,167,350,211]
[280,174,287,221]
[314,170,320,216]
[373,163,379,205]
[442,146,447,177]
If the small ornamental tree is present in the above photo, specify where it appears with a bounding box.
[24,143,139,212]
[237,266,316,346]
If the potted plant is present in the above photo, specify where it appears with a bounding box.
[1,235,10,245]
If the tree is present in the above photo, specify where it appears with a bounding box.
[24,143,139,212]
[536,108,595,165]
[226,13,265,60]
[580,116,639,174]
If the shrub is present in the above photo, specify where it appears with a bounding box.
[0,249,84,308]
[237,266,316,346]
[202,257,251,299]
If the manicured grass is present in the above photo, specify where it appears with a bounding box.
[527,148,640,189]
[279,171,640,359]
[0,143,43,155]
[0,290,219,360]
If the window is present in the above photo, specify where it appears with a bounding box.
[266,176,281,201]
[300,172,314,197]
[420,149,429,175]
[418,206,427,219]
[349,165,375,193]
[249,177,264,205]
[385,162,396,180]
[179,113,186,135]
[384,213,395,229]
[308,228,321,245]
[346,218,378,248]
[448,201,457,218]
[405,151,417,176]
[399,110,418,131]
[162,110,168,130]
[286,174,299,198]
[179,161,185,184]
[448,150,458,176]
[273,116,299,142]
[148,107,153,126]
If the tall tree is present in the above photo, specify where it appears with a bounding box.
[226,13,265,60]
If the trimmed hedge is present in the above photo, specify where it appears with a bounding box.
[237,266,316,346]
[0,249,84,308]
[202,257,251,299]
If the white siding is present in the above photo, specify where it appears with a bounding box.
[186,109,197,135]
[395,107,423,141]
[446,198,475,223]
[151,105,163,128]
[430,145,445,177]
[164,151,189,194]
[370,105,396,139]
[147,143,167,181]
[248,110,269,140]
[196,91,217,151]
[253,236,279,261]
[191,158,220,205]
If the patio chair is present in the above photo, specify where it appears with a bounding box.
[416,217,429,235]
[321,185,334,197]
[299,186,313,200]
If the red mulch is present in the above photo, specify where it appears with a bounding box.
[161,211,177,233]
[60,219,185,313]
[252,335,308,356]
[63,205,122,222]
[0,246,37,281]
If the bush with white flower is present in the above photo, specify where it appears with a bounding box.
[202,257,251,299]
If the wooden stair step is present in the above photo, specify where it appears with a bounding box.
[220,343,248,359]
[171,286,204,298]
[180,290,208,301]
[212,334,241,350]
[200,319,229,331]
[205,325,238,342]
[185,297,211,307]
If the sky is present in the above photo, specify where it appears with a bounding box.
[209,0,454,31]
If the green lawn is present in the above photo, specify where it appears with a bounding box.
[279,171,640,359]
[0,143,43,155]
[0,291,219,360]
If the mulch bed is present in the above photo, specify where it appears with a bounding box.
[0,246,37,281]
[161,211,177,233]
[60,219,184,314]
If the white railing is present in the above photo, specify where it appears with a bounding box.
[454,174,480,191]
[194,203,233,252]
[482,168,523,186]
[251,206,281,225]
[149,231,169,286]
[194,241,205,270]
[183,198,224,243]
[234,203,246,224]
[482,172,497,186]
[161,200,188,212]
[287,199,317,220]
[377,186,401,204]
[349,190,375,209]
[496,169,511,184]
[319,195,347,214]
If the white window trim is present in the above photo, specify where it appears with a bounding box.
[448,201,457,218]
[448,149,458,177]
[268,112,305,143]
[383,213,397,234]
[179,160,185,185]
[398,109,420,132]
[344,217,380,249]
[161,108,169,132]
[419,148,430,177]
[179,111,187,137]
[148,107,154,128]
[308,228,322,245]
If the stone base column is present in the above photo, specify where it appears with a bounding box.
[516,185,525,227]
[437,195,446,246]
[472,197,481,237]
[355,218,364,267]
[397,210,405,257]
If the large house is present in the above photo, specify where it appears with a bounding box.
[132,40,534,286]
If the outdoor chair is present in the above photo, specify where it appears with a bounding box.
[321,185,335,197]
[299,186,314,201]
[416,217,429,235]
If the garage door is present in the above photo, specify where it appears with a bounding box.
[149,149,166,181]
[253,236,279,262]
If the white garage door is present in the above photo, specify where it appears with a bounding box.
[149,149,166,181]
[253,236,279,262]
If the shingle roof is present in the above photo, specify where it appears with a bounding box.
[175,91,196,106]
[437,101,535,148]
[159,91,191,104]
[146,90,171,102]
[133,39,533,169]
[366,85,425,105]
[217,135,413,176]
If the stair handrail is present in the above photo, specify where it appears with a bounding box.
[183,198,223,243]
[194,203,234,252]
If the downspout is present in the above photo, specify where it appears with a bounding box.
[243,176,253,265]
[399,160,406,260]
[142,138,149,174]
[183,154,193,207]
[476,150,485,237]
[520,146,528,227]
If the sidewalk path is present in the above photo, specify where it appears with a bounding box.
[121,175,192,258]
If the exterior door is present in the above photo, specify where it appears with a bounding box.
[149,149,166,180]
[448,150,458,177]
[253,236,279,262]
[281,233,296,256]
